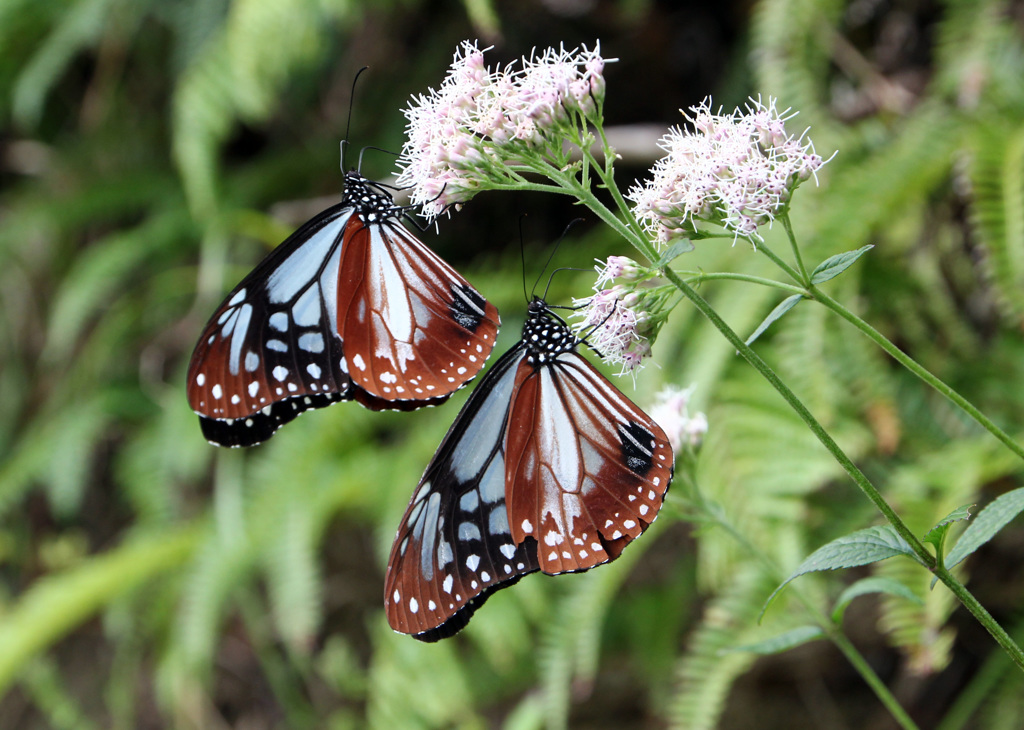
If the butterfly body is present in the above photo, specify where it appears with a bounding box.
[385,299,673,641]
[187,172,499,447]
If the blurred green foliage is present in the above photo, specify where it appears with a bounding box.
[1,0,1024,728]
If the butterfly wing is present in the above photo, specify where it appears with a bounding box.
[336,218,499,405]
[187,203,356,447]
[384,343,541,642]
[504,351,674,574]
[187,174,499,447]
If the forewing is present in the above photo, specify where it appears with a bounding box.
[186,203,355,447]
[337,220,499,406]
[384,345,540,642]
[505,352,674,574]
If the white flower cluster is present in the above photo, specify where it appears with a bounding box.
[649,385,708,452]
[573,286,650,374]
[628,96,827,245]
[396,41,610,218]
[572,255,654,375]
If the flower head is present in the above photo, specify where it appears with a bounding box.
[572,287,650,375]
[396,41,613,219]
[592,255,641,288]
[628,96,830,246]
[649,385,708,452]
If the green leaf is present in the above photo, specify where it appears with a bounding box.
[722,626,824,655]
[654,238,695,268]
[922,504,973,551]
[946,487,1024,569]
[810,245,874,284]
[762,526,918,618]
[831,577,923,624]
[744,294,803,346]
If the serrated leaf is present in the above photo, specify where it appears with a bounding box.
[654,238,695,268]
[946,487,1024,569]
[744,294,803,346]
[922,504,973,551]
[761,526,918,618]
[832,577,923,624]
[810,245,874,284]
[722,626,824,655]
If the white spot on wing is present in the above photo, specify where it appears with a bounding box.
[269,312,288,331]
[298,332,325,353]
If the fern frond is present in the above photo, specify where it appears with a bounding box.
[875,556,957,674]
[667,566,782,730]
[171,0,342,219]
[0,526,199,695]
[537,538,651,729]
[969,122,1024,324]
[115,387,211,526]
[11,0,116,129]
[0,396,109,520]
[810,104,965,255]
[365,621,479,729]
[749,0,842,122]
[934,0,1024,109]
[695,367,872,589]
[264,503,322,656]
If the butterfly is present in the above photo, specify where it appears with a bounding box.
[186,169,500,447]
[384,297,674,641]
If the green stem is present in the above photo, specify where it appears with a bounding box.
[756,241,807,285]
[933,566,1024,672]
[706,513,919,730]
[683,271,808,296]
[520,146,1024,671]
[663,268,931,557]
[662,268,1024,671]
[830,631,920,728]
[781,215,809,281]
[810,287,1024,465]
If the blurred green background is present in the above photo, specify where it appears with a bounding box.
[2,0,1024,727]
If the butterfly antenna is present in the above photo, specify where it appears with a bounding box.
[518,214,530,304]
[535,218,586,300]
[341,66,370,171]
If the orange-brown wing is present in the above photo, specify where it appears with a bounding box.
[504,352,674,574]
[336,219,499,406]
